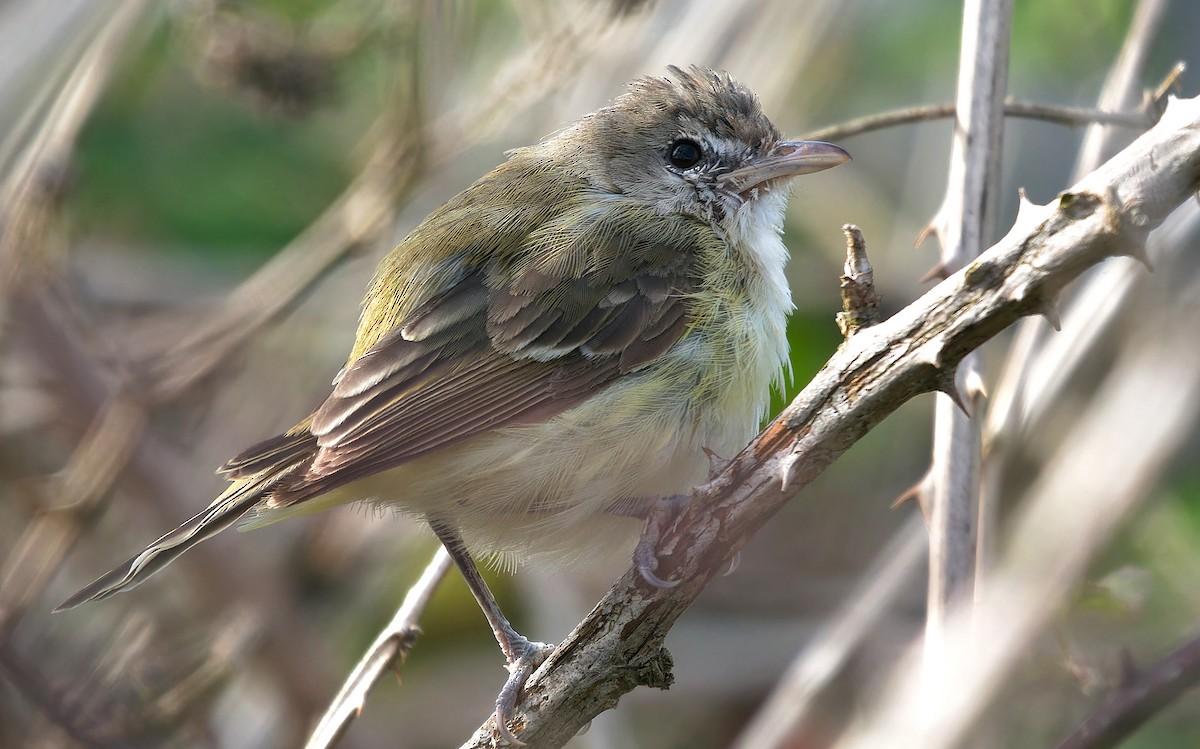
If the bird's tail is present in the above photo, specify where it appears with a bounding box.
[54,477,271,612]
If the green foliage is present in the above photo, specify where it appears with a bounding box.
[72,26,351,262]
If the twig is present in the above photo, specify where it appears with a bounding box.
[145,1,636,404]
[802,99,1151,143]
[1072,0,1173,182]
[0,0,152,292]
[978,0,1174,589]
[836,224,881,338]
[457,93,1200,749]
[15,289,339,729]
[1055,630,1200,749]
[0,642,130,749]
[921,0,1011,675]
[305,546,453,749]
[0,394,145,642]
[835,275,1200,749]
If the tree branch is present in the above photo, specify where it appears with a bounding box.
[1056,631,1200,749]
[459,94,1200,748]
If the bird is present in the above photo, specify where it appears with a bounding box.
[57,65,848,744]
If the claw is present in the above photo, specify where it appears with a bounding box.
[723,551,741,577]
[633,495,689,588]
[493,637,554,745]
[637,555,681,588]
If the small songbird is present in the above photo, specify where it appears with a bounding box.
[58,66,848,743]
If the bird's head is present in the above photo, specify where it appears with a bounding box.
[544,65,849,225]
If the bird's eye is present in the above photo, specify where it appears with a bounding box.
[668,139,703,169]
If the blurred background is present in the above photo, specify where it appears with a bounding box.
[1,0,1199,747]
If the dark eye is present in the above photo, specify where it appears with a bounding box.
[668,139,703,169]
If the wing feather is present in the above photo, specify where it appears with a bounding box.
[244,166,718,506]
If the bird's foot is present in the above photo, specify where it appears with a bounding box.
[494,636,555,746]
[633,494,690,589]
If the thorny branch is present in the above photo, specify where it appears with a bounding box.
[459,96,1200,748]
[921,0,1010,674]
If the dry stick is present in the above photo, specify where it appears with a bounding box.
[147,2,633,404]
[835,275,1200,749]
[836,224,883,337]
[0,395,144,641]
[1073,1,1174,183]
[1056,631,1200,749]
[921,0,1011,682]
[802,99,1150,143]
[0,643,131,749]
[732,67,1176,749]
[0,0,151,290]
[0,0,152,650]
[305,547,453,749]
[979,0,1174,592]
[456,95,1200,749]
[730,228,902,749]
[16,291,339,730]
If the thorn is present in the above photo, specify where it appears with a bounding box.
[1124,244,1155,272]
[920,259,950,283]
[723,551,742,577]
[639,564,681,589]
[996,188,1050,249]
[914,222,936,250]
[936,369,972,418]
[702,447,730,480]
[892,470,932,520]
[891,482,922,509]
[1034,295,1062,331]
[778,452,802,492]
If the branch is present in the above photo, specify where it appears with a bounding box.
[1056,632,1200,749]
[979,0,1174,591]
[920,0,1010,669]
[305,547,453,749]
[457,95,1200,749]
[801,99,1152,143]
[835,267,1200,749]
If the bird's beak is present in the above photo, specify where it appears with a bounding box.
[722,140,850,195]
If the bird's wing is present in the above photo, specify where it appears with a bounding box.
[229,191,714,505]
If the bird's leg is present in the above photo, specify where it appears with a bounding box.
[429,519,552,746]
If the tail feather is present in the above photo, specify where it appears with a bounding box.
[54,480,267,612]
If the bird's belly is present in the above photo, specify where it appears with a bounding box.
[291,256,792,566]
[327,335,780,568]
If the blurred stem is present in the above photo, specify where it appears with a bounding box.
[1056,630,1200,749]
[922,0,1010,683]
[731,513,927,749]
[977,0,1173,598]
[802,99,1150,142]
